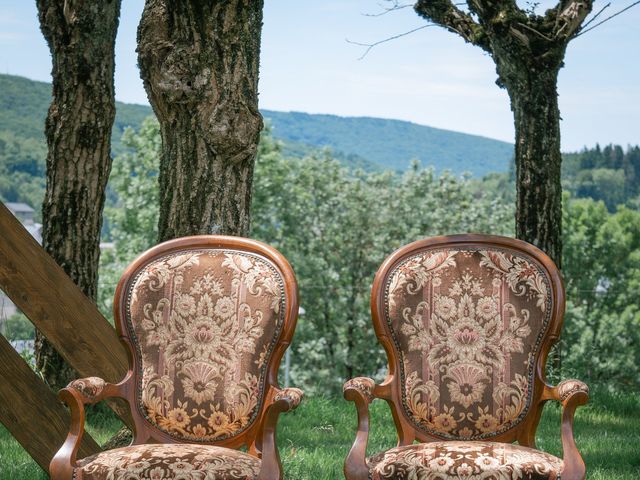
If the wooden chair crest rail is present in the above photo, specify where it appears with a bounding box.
[50,235,303,480]
[344,234,589,480]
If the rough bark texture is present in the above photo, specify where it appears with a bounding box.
[36,0,121,390]
[137,0,264,242]
[509,72,563,265]
[414,0,593,266]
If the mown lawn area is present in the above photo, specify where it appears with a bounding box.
[1,388,638,479]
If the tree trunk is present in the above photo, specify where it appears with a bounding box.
[487,32,567,267]
[495,52,565,373]
[36,0,121,390]
[509,74,563,267]
[137,0,264,242]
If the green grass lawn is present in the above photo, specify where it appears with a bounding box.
[1,388,638,479]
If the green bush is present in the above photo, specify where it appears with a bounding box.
[3,312,34,341]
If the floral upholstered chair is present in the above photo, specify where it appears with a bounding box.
[50,236,303,480]
[344,234,589,480]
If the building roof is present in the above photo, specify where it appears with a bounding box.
[5,202,35,213]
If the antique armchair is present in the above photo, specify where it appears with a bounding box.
[344,234,589,480]
[50,235,303,480]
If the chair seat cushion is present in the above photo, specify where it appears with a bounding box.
[74,443,260,479]
[368,441,562,480]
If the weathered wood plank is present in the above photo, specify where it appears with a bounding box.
[0,334,101,470]
[0,201,127,382]
[0,202,134,431]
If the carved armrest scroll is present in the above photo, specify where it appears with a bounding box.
[273,387,304,411]
[51,377,128,477]
[548,379,589,480]
[343,377,375,403]
[67,376,108,404]
[557,379,589,403]
[343,377,377,480]
[258,387,305,479]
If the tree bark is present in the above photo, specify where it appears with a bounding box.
[491,42,566,266]
[36,0,121,390]
[137,0,264,241]
[509,75,563,266]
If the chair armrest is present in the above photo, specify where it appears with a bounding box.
[50,377,126,479]
[258,388,304,480]
[547,379,589,480]
[67,376,110,403]
[343,377,376,480]
[272,387,304,411]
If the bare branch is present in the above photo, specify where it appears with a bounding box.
[575,1,640,37]
[362,1,413,17]
[347,25,436,60]
[516,22,554,42]
[580,2,610,29]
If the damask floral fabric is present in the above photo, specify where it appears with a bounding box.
[368,441,562,480]
[385,248,552,440]
[126,249,285,442]
[74,443,260,480]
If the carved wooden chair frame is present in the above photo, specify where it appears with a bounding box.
[50,235,302,480]
[343,234,589,480]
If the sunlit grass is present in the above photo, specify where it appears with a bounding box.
[1,388,638,479]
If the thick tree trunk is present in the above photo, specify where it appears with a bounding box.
[489,35,566,267]
[36,0,121,390]
[509,75,563,266]
[137,0,264,242]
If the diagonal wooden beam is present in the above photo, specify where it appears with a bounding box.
[0,334,101,470]
[0,202,133,428]
[0,201,127,381]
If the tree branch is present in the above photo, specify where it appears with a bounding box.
[414,0,490,52]
[347,25,436,59]
[553,0,593,39]
[363,1,413,17]
[575,1,640,37]
[580,2,610,30]
[468,0,524,21]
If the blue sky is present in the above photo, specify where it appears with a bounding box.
[1,1,638,151]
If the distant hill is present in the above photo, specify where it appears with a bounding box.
[0,74,151,155]
[262,110,514,175]
[0,74,513,175]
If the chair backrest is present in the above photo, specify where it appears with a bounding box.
[113,236,298,448]
[371,235,564,444]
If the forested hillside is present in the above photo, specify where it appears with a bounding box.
[563,144,640,211]
[262,110,514,174]
[1,73,638,218]
[0,74,513,173]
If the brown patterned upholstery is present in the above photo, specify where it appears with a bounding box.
[125,249,285,442]
[384,247,552,440]
[74,444,260,479]
[368,441,562,480]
